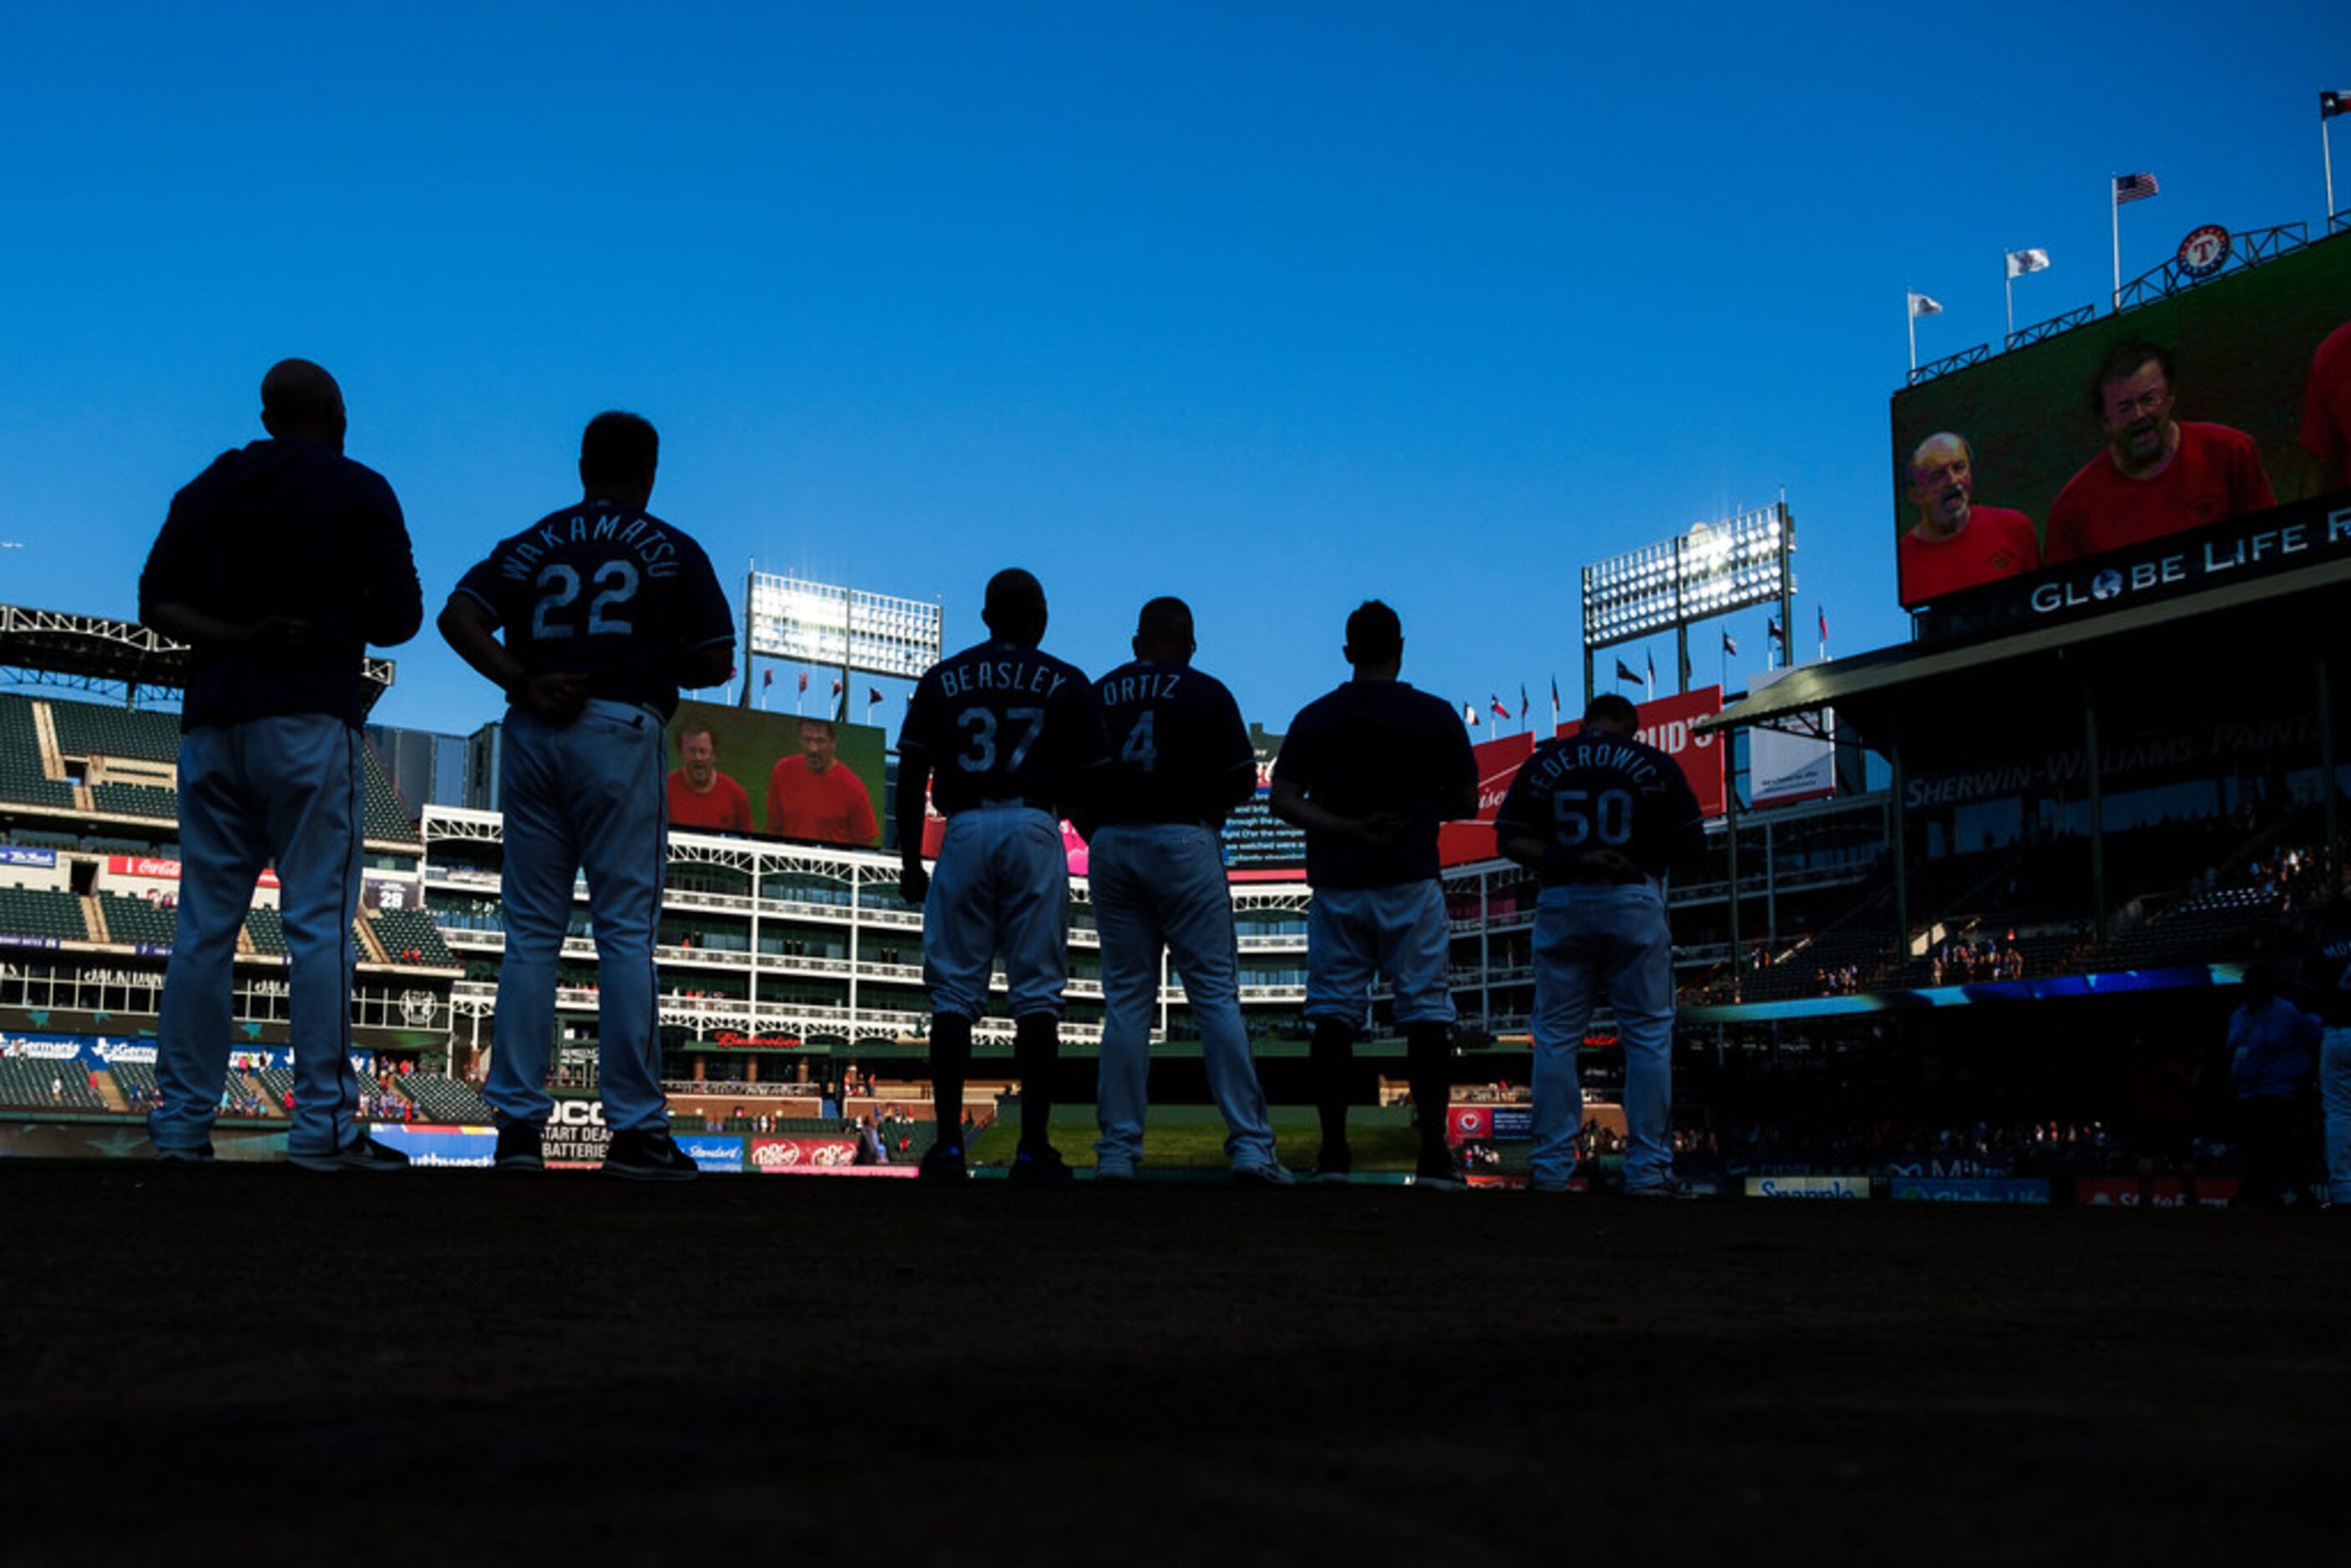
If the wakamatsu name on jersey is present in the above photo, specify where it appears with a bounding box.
[1098,670,1182,706]
[936,659,1067,698]
[495,512,684,581]
[1538,737,1663,787]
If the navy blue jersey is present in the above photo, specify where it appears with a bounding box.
[901,640,1109,816]
[451,503,732,720]
[1093,659,1256,829]
[140,438,421,730]
[2292,907,2351,1029]
[1493,729,1704,880]
[1271,680,1475,889]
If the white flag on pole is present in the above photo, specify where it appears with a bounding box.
[2005,248,2051,278]
[1908,291,1944,317]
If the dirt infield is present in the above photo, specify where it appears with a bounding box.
[3,1166,2345,1566]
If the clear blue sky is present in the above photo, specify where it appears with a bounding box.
[2,3,2342,740]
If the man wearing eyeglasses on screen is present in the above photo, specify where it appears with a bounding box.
[2044,341,2274,565]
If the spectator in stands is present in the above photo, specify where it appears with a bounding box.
[2227,967,2323,1207]
[139,359,421,1171]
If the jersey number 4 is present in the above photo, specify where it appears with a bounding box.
[1119,711,1157,773]
[1552,787,1633,847]
[532,560,640,640]
[956,706,1044,773]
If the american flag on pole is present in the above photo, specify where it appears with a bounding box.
[2113,172,2159,205]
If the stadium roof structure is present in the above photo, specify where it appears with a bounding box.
[0,604,396,711]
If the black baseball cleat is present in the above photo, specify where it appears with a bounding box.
[602,1128,699,1181]
[1413,1147,1468,1191]
[288,1134,410,1174]
[493,1120,545,1174]
[1310,1144,1352,1186]
[918,1143,967,1182]
[1006,1144,1075,1186]
[1623,1175,1699,1200]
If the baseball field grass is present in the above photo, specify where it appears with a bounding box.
[964,1101,1427,1171]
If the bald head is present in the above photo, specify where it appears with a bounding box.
[1132,595,1196,663]
[1904,431,1974,537]
[982,568,1048,645]
[260,359,346,450]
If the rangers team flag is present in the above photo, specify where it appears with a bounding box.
[762,669,773,689]
[867,686,884,706]
[1518,684,1529,721]
[797,671,809,694]
[1722,631,1738,657]
[1614,658,1641,687]
[2112,172,2159,205]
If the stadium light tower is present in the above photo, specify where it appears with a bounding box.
[1579,501,1795,704]
[740,571,943,720]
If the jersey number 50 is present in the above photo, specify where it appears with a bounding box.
[1552,787,1633,847]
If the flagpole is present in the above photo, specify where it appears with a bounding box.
[2328,115,2338,225]
[1907,292,1918,372]
[2004,255,2014,341]
[2110,174,2121,311]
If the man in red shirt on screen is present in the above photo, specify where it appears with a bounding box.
[766,716,877,845]
[2045,341,2275,564]
[665,723,753,832]
[1896,432,2041,604]
[2299,321,2351,498]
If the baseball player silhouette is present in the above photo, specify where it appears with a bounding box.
[1089,596,1289,1184]
[897,569,1109,1182]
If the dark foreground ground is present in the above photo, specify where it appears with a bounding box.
[3,1166,2346,1567]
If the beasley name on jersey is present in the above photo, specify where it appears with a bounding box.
[903,641,1102,812]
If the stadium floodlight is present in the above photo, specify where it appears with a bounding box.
[1579,502,1795,701]
[746,573,943,684]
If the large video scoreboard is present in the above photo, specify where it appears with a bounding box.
[1889,230,2350,615]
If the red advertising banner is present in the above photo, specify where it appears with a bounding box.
[749,1136,860,1172]
[1560,685,1727,820]
[1447,1105,1495,1146]
[1437,687,1730,866]
[1438,733,1534,867]
[109,856,279,888]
